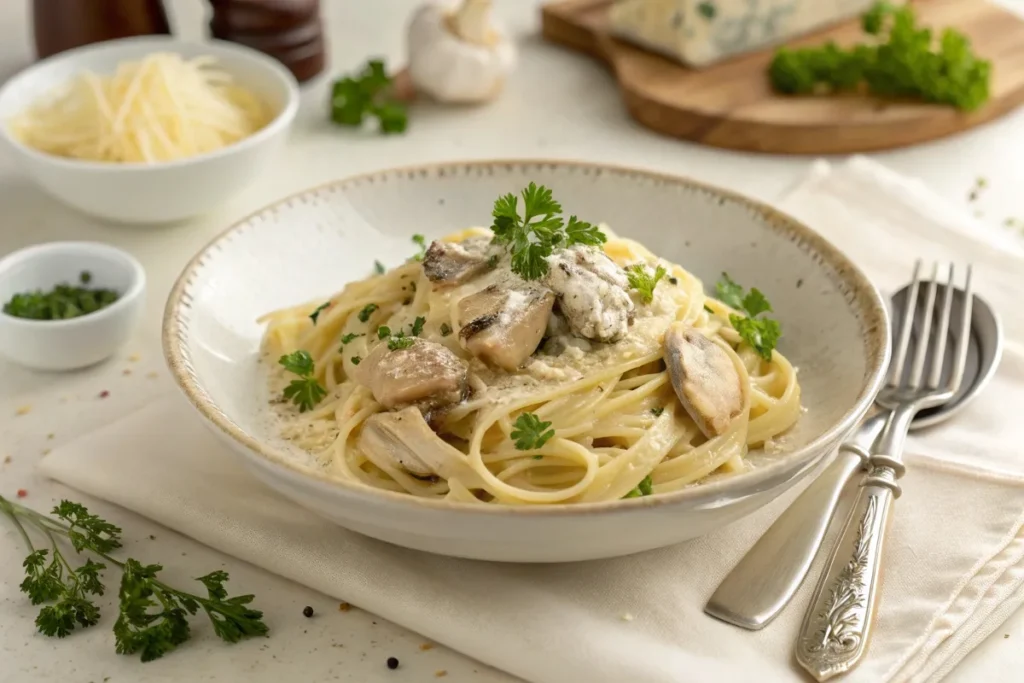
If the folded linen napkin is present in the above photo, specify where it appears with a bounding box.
[38,158,1024,683]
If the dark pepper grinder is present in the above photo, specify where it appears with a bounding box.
[32,0,171,60]
[207,0,326,83]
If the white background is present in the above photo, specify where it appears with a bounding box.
[1,1,1022,681]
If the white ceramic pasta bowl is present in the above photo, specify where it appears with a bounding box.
[163,160,890,563]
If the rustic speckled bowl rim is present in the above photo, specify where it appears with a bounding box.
[162,159,890,516]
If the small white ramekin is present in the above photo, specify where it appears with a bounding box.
[0,241,145,370]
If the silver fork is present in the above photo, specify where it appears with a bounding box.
[794,262,973,681]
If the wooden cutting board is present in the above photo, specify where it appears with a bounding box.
[541,0,1024,154]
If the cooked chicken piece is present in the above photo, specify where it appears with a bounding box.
[422,236,493,287]
[545,247,634,343]
[358,407,485,486]
[665,326,744,438]
[355,338,467,412]
[458,282,555,371]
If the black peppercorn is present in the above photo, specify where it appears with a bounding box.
[303,605,314,618]
[386,656,399,670]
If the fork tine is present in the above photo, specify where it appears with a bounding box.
[927,265,956,389]
[889,260,922,386]
[949,265,974,393]
[907,263,939,389]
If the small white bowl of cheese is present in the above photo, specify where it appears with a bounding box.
[0,36,299,224]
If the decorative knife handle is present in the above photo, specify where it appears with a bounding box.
[794,460,904,681]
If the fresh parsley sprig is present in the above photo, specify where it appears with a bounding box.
[511,412,555,451]
[716,274,781,362]
[278,350,327,412]
[626,264,667,304]
[0,496,267,661]
[329,59,408,134]
[490,183,606,280]
[768,2,991,112]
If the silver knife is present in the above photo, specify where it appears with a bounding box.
[704,413,887,629]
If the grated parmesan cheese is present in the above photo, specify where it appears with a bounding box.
[9,53,271,163]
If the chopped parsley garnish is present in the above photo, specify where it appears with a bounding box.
[3,271,119,321]
[387,334,416,351]
[626,264,667,304]
[716,273,781,362]
[350,356,361,366]
[329,59,408,134]
[340,332,363,345]
[374,260,386,275]
[768,2,991,112]
[309,301,330,325]
[440,323,452,337]
[490,183,606,280]
[703,304,715,314]
[411,234,427,262]
[357,303,378,323]
[0,497,267,661]
[623,475,654,498]
[377,325,391,340]
[511,412,555,451]
[651,407,664,417]
[410,316,425,337]
[278,350,326,412]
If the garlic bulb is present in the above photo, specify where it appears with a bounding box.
[407,0,517,104]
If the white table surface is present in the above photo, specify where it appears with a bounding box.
[1,1,1022,681]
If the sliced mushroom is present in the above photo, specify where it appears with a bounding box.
[545,246,634,343]
[422,236,492,287]
[355,338,467,412]
[664,326,744,439]
[458,282,555,370]
[358,407,486,486]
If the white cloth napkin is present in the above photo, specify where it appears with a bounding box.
[38,158,1024,683]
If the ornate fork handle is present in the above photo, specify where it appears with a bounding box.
[795,406,912,681]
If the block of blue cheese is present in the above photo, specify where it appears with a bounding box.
[608,0,906,68]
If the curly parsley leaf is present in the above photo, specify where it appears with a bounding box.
[489,184,606,281]
[623,475,654,499]
[54,501,122,554]
[329,59,408,135]
[279,351,326,412]
[309,302,330,325]
[626,264,667,304]
[351,356,362,365]
[511,413,555,451]
[730,315,781,362]
[565,216,606,247]
[377,325,391,340]
[357,303,378,323]
[440,323,452,337]
[716,274,782,362]
[411,234,428,262]
[410,316,426,337]
[278,350,315,377]
[387,333,415,351]
[340,332,363,346]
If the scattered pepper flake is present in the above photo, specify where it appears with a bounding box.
[16,489,28,498]
[98,390,110,399]
[47,433,54,440]
[386,656,400,670]
[146,371,159,379]
[435,671,448,678]
[123,369,132,376]
[419,643,434,651]
[149,535,156,540]
[128,353,141,362]
[41,449,50,456]
[338,602,352,612]
[15,405,31,416]
[303,605,314,618]
[3,456,11,464]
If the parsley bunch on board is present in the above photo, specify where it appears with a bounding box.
[716,274,781,362]
[490,183,606,280]
[329,59,408,134]
[769,2,991,112]
[0,496,267,661]
[278,350,327,412]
